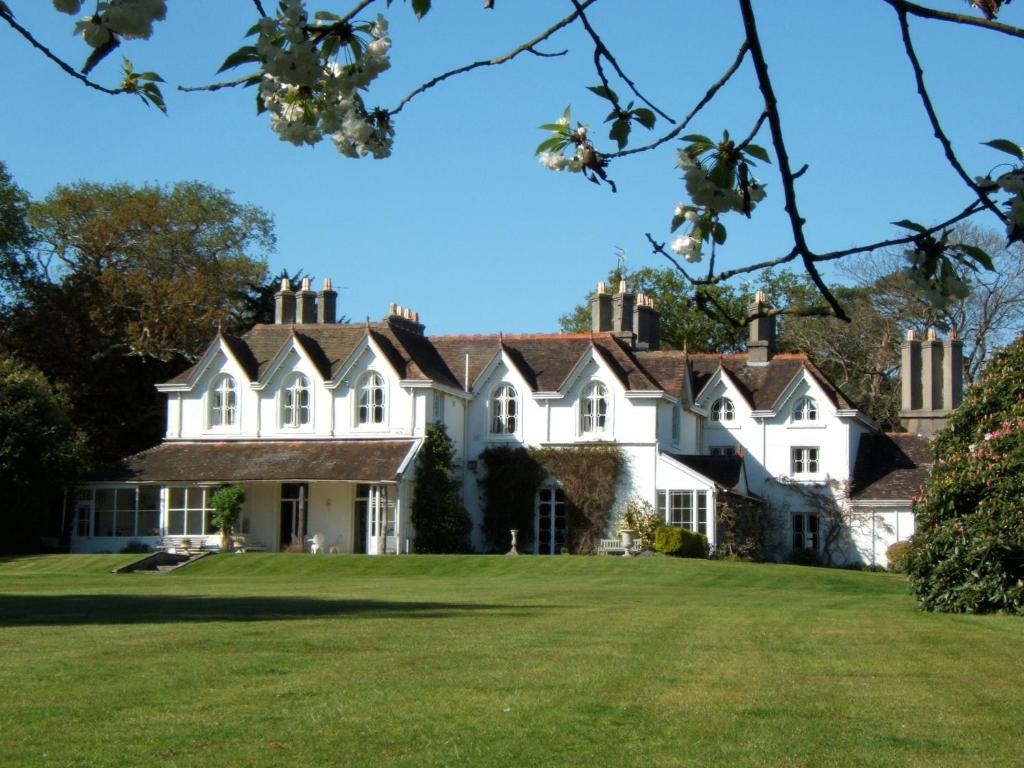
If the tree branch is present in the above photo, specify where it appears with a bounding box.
[892,5,1007,223]
[389,0,597,116]
[607,42,749,159]
[178,74,261,93]
[737,0,849,321]
[0,6,123,95]
[569,0,673,123]
[885,0,1024,39]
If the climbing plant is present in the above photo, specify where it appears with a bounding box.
[478,445,546,552]
[410,423,472,553]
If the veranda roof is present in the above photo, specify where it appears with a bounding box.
[100,439,419,483]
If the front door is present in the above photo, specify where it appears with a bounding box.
[355,484,391,554]
[535,487,568,554]
[279,483,308,550]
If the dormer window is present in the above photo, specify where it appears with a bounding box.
[793,396,818,422]
[209,374,237,427]
[358,372,386,425]
[711,397,735,422]
[490,384,518,434]
[281,374,311,428]
[581,382,609,434]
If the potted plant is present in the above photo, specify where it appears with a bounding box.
[209,485,246,553]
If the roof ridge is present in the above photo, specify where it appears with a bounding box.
[429,331,600,341]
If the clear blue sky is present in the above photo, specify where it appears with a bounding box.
[1,1,1019,334]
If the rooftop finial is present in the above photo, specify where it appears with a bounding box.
[280,276,291,291]
[323,276,332,291]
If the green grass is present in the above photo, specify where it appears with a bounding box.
[0,554,1021,767]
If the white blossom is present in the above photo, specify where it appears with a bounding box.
[539,152,568,171]
[997,170,1024,195]
[97,0,166,40]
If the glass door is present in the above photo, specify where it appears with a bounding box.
[279,483,308,550]
[535,487,567,554]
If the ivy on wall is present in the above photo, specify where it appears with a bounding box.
[479,443,626,554]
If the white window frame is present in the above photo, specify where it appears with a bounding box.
[431,391,445,425]
[791,446,820,476]
[792,396,818,422]
[656,490,709,536]
[357,371,386,427]
[87,486,162,538]
[793,513,820,550]
[710,397,735,422]
[280,373,312,429]
[209,374,237,429]
[580,381,609,436]
[166,486,214,537]
[489,383,518,435]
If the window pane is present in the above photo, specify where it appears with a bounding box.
[138,486,160,511]
[167,509,185,535]
[187,509,204,536]
[95,489,116,513]
[137,510,160,537]
[168,487,186,510]
[94,508,115,537]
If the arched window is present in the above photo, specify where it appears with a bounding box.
[209,374,237,427]
[281,374,311,428]
[580,382,609,434]
[490,384,518,434]
[358,372,386,425]
[711,397,735,422]
[793,396,818,422]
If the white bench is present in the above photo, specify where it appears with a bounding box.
[598,538,644,555]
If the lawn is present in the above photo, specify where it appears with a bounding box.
[0,554,1020,767]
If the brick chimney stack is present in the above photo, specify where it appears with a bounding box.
[901,328,963,437]
[274,277,296,325]
[746,290,775,365]
[633,293,661,351]
[295,277,317,324]
[611,280,636,346]
[317,277,337,324]
[591,281,613,333]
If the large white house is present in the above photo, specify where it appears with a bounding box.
[69,277,958,564]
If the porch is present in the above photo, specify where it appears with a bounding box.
[70,438,420,555]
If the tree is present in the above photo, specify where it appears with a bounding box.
[410,423,472,553]
[209,484,246,553]
[0,179,274,461]
[904,332,1024,614]
[0,353,89,553]
[0,161,32,291]
[2,1,1020,321]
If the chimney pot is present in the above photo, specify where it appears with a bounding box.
[927,327,937,341]
[597,281,607,294]
[618,280,627,294]
[317,276,337,324]
[274,278,296,324]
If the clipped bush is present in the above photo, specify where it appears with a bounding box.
[654,526,708,558]
[120,540,150,554]
[886,540,912,573]
[905,333,1024,614]
[786,547,824,567]
[410,424,472,553]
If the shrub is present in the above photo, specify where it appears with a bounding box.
[905,333,1024,614]
[410,424,472,553]
[654,526,708,558]
[615,497,661,549]
[120,540,150,554]
[786,547,824,567]
[210,485,246,551]
[886,540,912,573]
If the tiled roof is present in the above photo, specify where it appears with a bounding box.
[850,433,933,501]
[688,352,855,410]
[101,439,418,483]
[158,322,856,413]
[666,453,745,492]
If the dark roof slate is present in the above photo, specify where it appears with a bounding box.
[850,433,933,501]
[102,439,418,483]
[687,353,855,410]
[666,453,745,492]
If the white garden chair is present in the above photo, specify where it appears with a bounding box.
[308,532,325,554]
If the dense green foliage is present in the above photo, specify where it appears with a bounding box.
[478,445,545,551]
[654,525,708,558]
[0,354,89,553]
[616,497,661,548]
[210,485,246,549]
[886,540,912,573]
[0,162,32,291]
[905,333,1024,614]
[6,554,1019,767]
[410,424,472,553]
